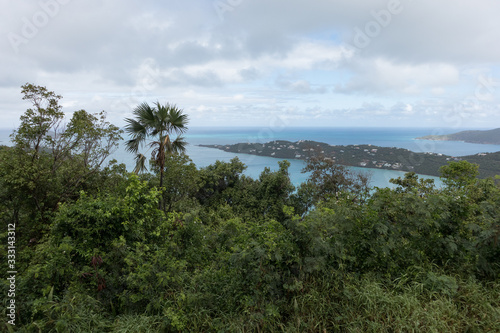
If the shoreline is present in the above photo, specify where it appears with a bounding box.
[199,139,500,179]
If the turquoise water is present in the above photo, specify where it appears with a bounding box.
[3,127,500,189]
[111,127,500,189]
[183,127,500,156]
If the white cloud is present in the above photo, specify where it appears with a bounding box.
[335,58,460,95]
[1,0,499,129]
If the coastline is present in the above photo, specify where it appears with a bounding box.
[199,139,500,179]
[416,128,500,145]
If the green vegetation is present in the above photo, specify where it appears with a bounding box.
[124,101,188,211]
[1,85,500,332]
[418,128,500,145]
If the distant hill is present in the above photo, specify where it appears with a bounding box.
[200,140,500,179]
[417,128,500,144]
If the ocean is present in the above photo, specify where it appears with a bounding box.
[3,127,500,189]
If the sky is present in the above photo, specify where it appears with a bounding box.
[1,0,499,130]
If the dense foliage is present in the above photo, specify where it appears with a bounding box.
[1,85,499,332]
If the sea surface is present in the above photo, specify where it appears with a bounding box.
[3,127,500,189]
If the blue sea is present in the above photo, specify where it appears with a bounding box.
[3,127,500,189]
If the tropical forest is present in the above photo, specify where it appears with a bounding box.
[1,84,499,332]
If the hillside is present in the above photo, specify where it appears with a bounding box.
[200,140,500,178]
[417,128,500,144]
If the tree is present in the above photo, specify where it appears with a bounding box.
[156,154,201,212]
[196,157,246,206]
[389,172,436,196]
[298,155,371,209]
[440,160,479,189]
[0,83,123,242]
[13,83,63,160]
[254,160,295,221]
[125,102,188,209]
[12,84,122,172]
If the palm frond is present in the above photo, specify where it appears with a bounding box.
[124,118,147,150]
[169,136,188,155]
[155,101,170,126]
[125,102,189,172]
[167,105,188,135]
[148,140,161,149]
[150,146,160,163]
[133,102,157,128]
[133,153,148,174]
[124,118,147,135]
[125,137,142,154]
[162,133,171,147]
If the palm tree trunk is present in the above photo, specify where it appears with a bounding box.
[159,165,164,210]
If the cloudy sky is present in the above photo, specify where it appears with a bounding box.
[1,0,499,130]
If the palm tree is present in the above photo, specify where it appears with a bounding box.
[125,102,188,192]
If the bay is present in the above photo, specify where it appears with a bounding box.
[3,127,500,189]
[110,127,500,189]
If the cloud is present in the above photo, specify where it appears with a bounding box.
[1,0,499,129]
[239,67,260,81]
[335,58,460,96]
[275,76,327,94]
[351,0,500,63]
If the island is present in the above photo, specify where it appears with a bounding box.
[200,140,500,179]
[417,128,500,145]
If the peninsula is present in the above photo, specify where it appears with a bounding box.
[200,140,500,179]
[417,128,500,145]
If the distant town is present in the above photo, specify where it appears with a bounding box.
[200,140,500,178]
